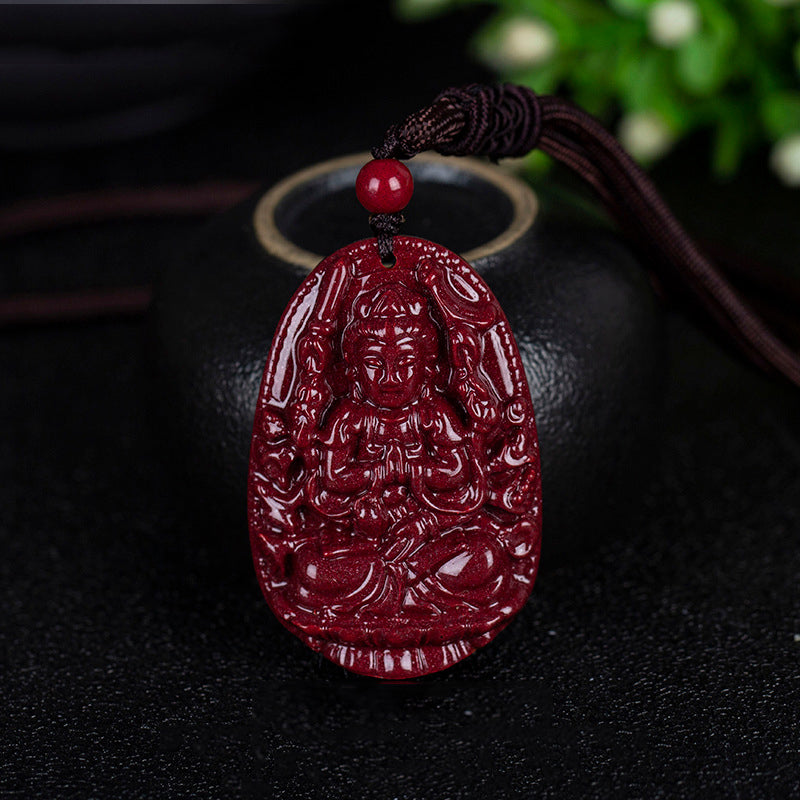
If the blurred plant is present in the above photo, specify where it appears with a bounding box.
[395,0,800,185]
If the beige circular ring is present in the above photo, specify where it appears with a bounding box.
[253,152,538,271]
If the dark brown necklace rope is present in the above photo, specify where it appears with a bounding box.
[369,83,800,389]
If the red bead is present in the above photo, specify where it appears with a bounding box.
[355,159,414,214]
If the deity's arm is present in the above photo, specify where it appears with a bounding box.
[318,402,372,494]
[418,399,475,489]
[414,399,486,514]
[422,444,472,491]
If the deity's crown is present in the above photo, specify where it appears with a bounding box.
[354,284,426,323]
[344,282,439,367]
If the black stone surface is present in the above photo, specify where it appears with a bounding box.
[2,4,799,798]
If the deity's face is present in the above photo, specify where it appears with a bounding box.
[354,324,426,409]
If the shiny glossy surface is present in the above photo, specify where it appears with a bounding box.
[355,159,414,214]
[248,236,542,678]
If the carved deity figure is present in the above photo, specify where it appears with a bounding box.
[249,238,542,676]
[290,283,527,619]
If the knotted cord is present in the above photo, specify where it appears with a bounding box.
[371,83,800,389]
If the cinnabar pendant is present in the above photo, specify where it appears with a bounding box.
[248,235,542,678]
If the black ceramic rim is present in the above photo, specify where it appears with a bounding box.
[252,152,538,271]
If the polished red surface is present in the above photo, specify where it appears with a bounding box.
[248,237,542,678]
[355,159,414,214]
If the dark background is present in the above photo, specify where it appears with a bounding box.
[2,3,799,798]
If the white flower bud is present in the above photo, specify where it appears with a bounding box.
[618,112,675,162]
[770,134,800,187]
[489,17,557,71]
[648,0,701,48]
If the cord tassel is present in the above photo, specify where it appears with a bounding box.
[373,84,800,389]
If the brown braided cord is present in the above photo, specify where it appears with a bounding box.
[369,212,404,264]
[371,83,800,390]
[373,84,542,160]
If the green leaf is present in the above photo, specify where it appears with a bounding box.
[735,0,783,45]
[618,50,668,110]
[696,0,737,46]
[761,91,800,140]
[607,0,655,18]
[573,83,615,116]
[614,49,688,130]
[528,0,612,27]
[516,60,565,93]
[675,33,731,96]
[426,0,800,183]
[521,149,553,177]
[517,0,581,47]
[572,47,617,89]
[649,90,691,133]
[711,110,747,176]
